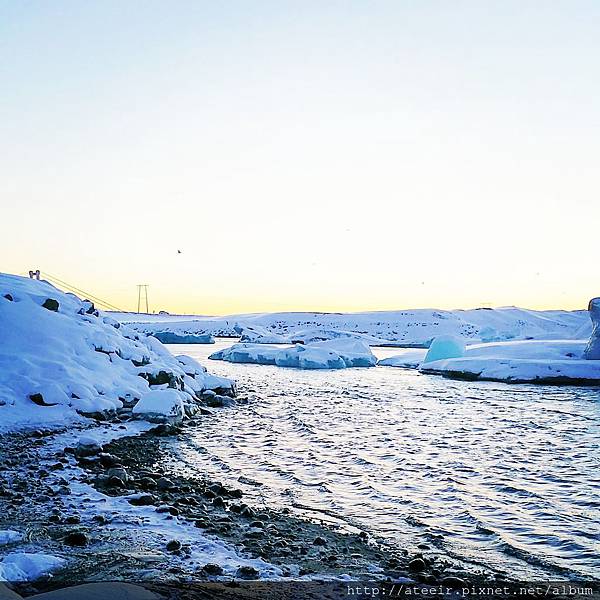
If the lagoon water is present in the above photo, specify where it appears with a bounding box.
[168,341,600,579]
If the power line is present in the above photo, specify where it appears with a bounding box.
[39,271,125,312]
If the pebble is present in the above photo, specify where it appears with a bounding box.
[202,563,223,576]
[408,557,427,572]
[236,566,259,579]
[64,531,89,546]
[166,539,182,552]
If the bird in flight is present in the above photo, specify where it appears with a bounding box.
[177,250,182,254]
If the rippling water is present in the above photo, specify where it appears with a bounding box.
[167,341,600,579]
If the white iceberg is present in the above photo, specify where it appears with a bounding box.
[583,297,600,359]
[210,338,377,370]
[419,339,600,384]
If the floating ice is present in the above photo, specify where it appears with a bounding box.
[422,335,465,364]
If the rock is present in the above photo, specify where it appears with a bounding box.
[584,298,600,359]
[156,477,174,491]
[65,515,81,525]
[75,438,103,458]
[148,424,180,437]
[166,539,182,552]
[236,566,259,579]
[99,453,121,468]
[3,294,13,301]
[202,563,223,576]
[212,496,225,508]
[408,557,427,572]
[42,298,59,311]
[140,477,157,490]
[313,536,327,546]
[107,476,125,488]
[107,467,128,483]
[441,576,468,589]
[64,531,89,546]
[23,583,157,600]
[127,494,155,506]
[29,393,58,407]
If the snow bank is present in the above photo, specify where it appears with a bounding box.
[210,338,377,369]
[0,553,65,582]
[0,531,23,546]
[0,273,233,430]
[131,389,185,424]
[419,340,600,384]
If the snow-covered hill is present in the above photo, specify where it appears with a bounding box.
[112,306,589,347]
[0,274,232,430]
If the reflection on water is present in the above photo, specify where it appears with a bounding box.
[167,340,600,579]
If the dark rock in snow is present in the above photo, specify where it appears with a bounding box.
[29,393,58,407]
[202,563,224,576]
[42,298,59,311]
[236,566,259,579]
[128,494,155,506]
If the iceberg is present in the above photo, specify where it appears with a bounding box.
[210,338,377,370]
[583,297,600,359]
[419,339,600,384]
[422,335,465,363]
[151,331,215,344]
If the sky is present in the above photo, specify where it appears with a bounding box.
[1,1,599,314]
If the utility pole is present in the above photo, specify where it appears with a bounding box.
[137,284,149,313]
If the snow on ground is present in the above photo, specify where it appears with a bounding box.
[111,306,588,347]
[210,338,377,369]
[0,273,233,431]
[0,532,23,546]
[0,553,66,582]
[381,337,600,385]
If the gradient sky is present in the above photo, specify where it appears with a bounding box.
[1,1,599,314]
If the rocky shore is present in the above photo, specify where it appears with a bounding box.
[0,414,502,598]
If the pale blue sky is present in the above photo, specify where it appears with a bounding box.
[1,1,599,313]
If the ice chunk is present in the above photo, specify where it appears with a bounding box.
[210,338,376,370]
[583,297,600,359]
[422,335,465,364]
[152,332,215,344]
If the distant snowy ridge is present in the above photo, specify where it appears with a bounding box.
[112,306,589,347]
[0,273,233,430]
